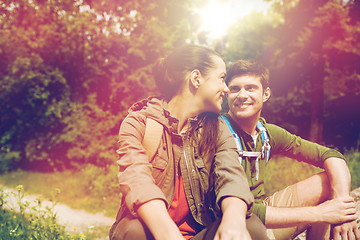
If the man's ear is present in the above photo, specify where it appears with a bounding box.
[190,69,201,88]
[263,87,271,103]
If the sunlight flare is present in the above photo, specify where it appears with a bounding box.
[197,0,271,40]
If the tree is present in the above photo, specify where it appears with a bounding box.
[270,0,360,144]
[0,0,194,170]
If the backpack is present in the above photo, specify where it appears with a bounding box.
[142,118,163,160]
[220,115,271,181]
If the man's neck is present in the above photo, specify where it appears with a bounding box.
[228,112,260,136]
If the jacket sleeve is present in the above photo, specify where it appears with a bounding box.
[212,119,254,216]
[268,123,346,168]
[116,112,167,215]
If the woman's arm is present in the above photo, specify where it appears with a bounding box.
[137,199,185,240]
[214,197,251,240]
[212,120,254,214]
[212,120,254,239]
[117,113,168,214]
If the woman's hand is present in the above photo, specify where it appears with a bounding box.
[137,199,185,240]
[214,197,251,240]
[214,217,251,240]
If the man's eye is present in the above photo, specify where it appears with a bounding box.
[246,86,257,91]
[229,87,239,93]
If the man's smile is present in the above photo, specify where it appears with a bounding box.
[234,102,253,109]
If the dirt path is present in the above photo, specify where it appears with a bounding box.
[1,185,115,239]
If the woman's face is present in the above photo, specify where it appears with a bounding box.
[197,56,228,113]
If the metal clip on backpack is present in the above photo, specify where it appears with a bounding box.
[220,116,271,181]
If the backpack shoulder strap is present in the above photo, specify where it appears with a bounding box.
[142,118,163,160]
[220,115,243,164]
[256,121,271,164]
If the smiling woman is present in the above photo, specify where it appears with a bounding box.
[197,0,272,40]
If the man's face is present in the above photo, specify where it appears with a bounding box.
[227,74,270,120]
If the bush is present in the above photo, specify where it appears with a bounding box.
[80,164,122,216]
[0,185,92,240]
[265,150,360,196]
[0,149,21,172]
[345,150,360,190]
[264,155,321,196]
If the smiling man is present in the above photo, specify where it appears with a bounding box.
[221,60,360,240]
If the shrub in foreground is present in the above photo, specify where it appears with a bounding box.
[0,185,91,240]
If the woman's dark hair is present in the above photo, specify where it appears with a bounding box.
[153,44,221,101]
[154,45,222,163]
[225,60,270,90]
[190,112,219,170]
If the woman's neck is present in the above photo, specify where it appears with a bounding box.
[168,94,202,134]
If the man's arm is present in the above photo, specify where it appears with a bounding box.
[137,199,185,240]
[265,197,357,228]
[265,157,359,239]
[323,157,360,240]
[214,197,251,240]
[323,157,351,198]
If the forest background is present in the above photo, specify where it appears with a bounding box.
[1,0,360,217]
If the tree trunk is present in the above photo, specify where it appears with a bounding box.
[309,61,325,144]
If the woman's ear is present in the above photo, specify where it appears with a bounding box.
[190,69,201,89]
[263,87,271,103]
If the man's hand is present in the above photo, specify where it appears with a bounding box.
[322,157,360,239]
[317,197,358,224]
[332,220,360,240]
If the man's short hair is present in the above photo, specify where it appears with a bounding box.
[225,60,270,89]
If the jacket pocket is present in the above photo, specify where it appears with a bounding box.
[151,148,169,185]
[152,154,168,170]
[194,156,206,169]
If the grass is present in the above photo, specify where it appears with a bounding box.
[0,185,100,240]
[264,155,322,196]
[0,165,121,218]
[0,151,358,239]
[264,151,360,196]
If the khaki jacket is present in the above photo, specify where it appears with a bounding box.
[116,97,253,226]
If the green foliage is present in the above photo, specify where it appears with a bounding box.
[265,155,322,196]
[0,166,121,217]
[0,185,93,240]
[223,0,360,147]
[265,150,360,196]
[222,11,281,62]
[345,150,360,190]
[1,0,359,171]
[0,149,21,172]
[0,0,193,170]
[80,164,121,216]
[23,99,122,169]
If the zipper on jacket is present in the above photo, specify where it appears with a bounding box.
[183,147,194,199]
[182,126,198,215]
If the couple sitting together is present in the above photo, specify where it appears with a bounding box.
[109,45,359,240]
